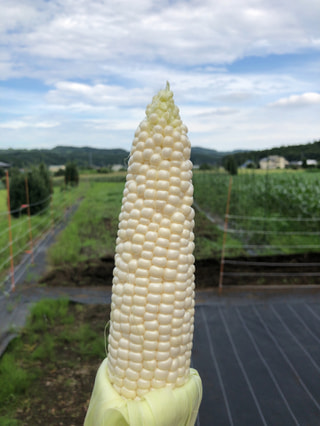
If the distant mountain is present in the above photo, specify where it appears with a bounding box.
[4,140,318,170]
[190,146,246,166]
[0,145,239,168]
[0,146,129,168]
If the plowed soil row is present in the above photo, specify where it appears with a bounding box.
[40,252,320,288]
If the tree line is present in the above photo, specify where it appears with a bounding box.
[1,139,319,172]
[224,139,320,168]
[0,146,238,168]
[0,146,129,169]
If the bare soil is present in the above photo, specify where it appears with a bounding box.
[40,256,115,287]
[40,252,320,289]
[13,304,110,426]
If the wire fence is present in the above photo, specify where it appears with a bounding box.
[220,210,320,286]
[0,180,80,294]
[193,171,320,289]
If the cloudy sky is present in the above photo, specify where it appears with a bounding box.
[0,0,319,152]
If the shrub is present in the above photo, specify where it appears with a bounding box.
[224,156,238,175]
[97,167,111,174]
[65,162,79,186]
[9,165,51,217]
[39,163,53,193]
[199,163,212,170]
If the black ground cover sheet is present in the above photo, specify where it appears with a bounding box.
[192,291,320,426]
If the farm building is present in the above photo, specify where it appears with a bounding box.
[240,159,256,169]
[305,159,318,166]
[289,159,318,168]
[111,164,125,172]
[259,155,289,170]
[49,165,65,173]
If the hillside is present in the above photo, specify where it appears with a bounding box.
[190,147,242,165]
[2,140,319,169]
[0,146,129,168]
[0,146,235,168]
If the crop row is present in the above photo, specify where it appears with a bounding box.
[193,170,320,255]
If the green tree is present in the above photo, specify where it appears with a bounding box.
[65,162,79,186]
[224,156,238,175]
[8,169,25,217]
[27,167,51,214]
[9,166,51,217]
[39,163,53,193]
[199,163,212,171]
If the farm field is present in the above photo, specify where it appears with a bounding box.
[1,171,320,424]
[49,169,320,266]
[193,169,320,256]
[1,169,320,289]
[192,169,320,286]
[41,179,234,287]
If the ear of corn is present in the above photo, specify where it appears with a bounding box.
[85,83,202,425]
[107,82,196,400]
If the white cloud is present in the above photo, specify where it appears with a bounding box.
[0,0,319,152]
[46,71,305,113]
[0,119,60,130]
[0,1,40,32]
[1,0,319,81]
[84,118,141,131]
[47,81,151,108]
[269,92,320,107]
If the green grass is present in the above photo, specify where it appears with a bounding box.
[194,209,243,259]
[48,179,233,264]
[0,189,6,211]
[0,298,106,423]
[56,323,105,359]
[72,324,105,358]
[26,298,73,332]
[0,299,72,412]
[48,181,123,266]
[0,351,35,406]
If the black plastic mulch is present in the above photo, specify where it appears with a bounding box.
[192,289,320,425]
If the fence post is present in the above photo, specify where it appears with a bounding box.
[219,176,233,293]
[50,180,54,234]
[5,170,15,291]
[25,175,34,263]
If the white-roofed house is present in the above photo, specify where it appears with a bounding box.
[259,155,289,170]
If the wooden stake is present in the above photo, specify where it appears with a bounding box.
[50,179,54,234]
[5,170,15,291]
[219,176,233,293]
[25,175,34,263]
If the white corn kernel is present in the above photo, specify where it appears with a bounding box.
[107,83,196,399]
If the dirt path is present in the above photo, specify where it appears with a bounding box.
[0,202,102,356]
